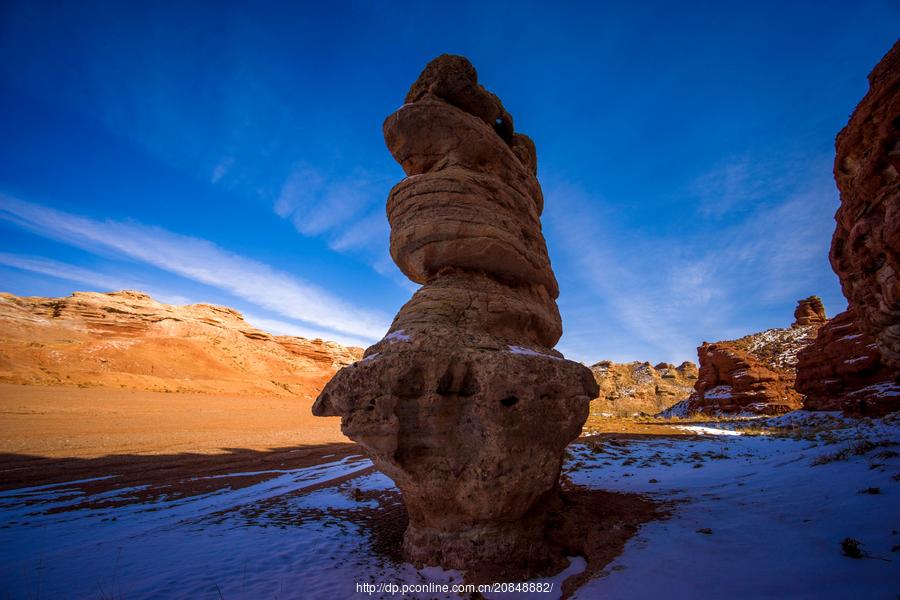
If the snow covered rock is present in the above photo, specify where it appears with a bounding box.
[312,55,597,571]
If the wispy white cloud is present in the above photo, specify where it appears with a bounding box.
[0,195,391,341]
[0,250,373,346]
[689,157,771,218]
[0,251,194,305]
[546,156,843,365]
[240,313,370,349]
[547,183,715,364]
[275,164,388,238]
[328,210,388,253]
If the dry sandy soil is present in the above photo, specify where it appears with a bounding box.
[0,381,697,500]
[0,383,348,459]
[0,382,357,494]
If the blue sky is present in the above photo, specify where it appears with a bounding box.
[0,1,897,364]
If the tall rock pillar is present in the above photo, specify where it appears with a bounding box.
[313,55,597,569]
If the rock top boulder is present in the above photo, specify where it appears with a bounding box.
[312,55,597,570]
[793,296,827,328]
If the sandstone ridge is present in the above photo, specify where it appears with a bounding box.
[0,290,362,398]
[590,360,697,417]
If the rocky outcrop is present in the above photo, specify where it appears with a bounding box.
[0,290,361,397]
[831,41,900,369]
[685,301,825,414]
[312,55,597,571]
[590,360,697,416]
[793,296,827,327]
[796,310,899,415]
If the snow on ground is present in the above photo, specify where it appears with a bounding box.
[567,415,900,599]
[2,414,898,599]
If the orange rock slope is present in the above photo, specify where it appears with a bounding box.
[590,360,698,417]
[683,297,826,415]
[0,290,362,398]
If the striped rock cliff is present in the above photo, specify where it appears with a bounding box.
[0,290,361,398]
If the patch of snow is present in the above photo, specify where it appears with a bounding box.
[674,425,745,436]
[384,330,411,343]
[703,385,733,400]
[506,345,563,360]
[358,352,380,363]
[847,382,900,398]
[844,356,869,365]
[5,413,898,599]
[657,399,691,418]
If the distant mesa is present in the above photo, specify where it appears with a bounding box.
[0,290,361,397]
[590,360,697,417]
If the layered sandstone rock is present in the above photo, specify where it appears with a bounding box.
[831,41,900,369]
[312,55,597,570]
[796,309,899,415]
[684,300,825,414]
[793,296,827,327]
[590,360,697,416]
[0,290,361,397]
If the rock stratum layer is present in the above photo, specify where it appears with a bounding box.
[831,41,900,369]
[796,309,899,415]
[312,55,597,571]
[682,298,825,415]
[0,291,361,397]
[590,360,697,417]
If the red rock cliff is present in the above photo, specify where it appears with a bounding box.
[796,309,898,415]
[831,41,900,369]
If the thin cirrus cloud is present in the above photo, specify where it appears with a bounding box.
[0,251,373,347]
[545,156,843,365]
[0,194,391,342]
[0,252,190,306]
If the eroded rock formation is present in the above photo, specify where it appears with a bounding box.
[0,290,362,396]
[683,299,825,414]
[796,309,899,415]
[312,55,597,570]
[793,296,827,327]
[590,360,697,416]
[831,41,900,369]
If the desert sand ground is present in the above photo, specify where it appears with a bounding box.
[0,382,349,459]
